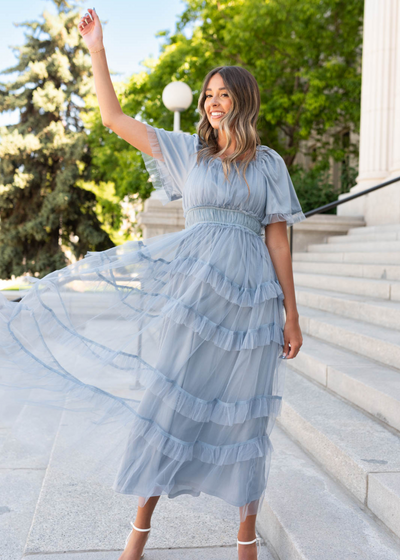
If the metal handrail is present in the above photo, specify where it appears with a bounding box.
[289,175,400,257]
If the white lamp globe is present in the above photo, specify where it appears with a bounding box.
[162,82,193,112]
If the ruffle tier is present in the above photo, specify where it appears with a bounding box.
[162,299,284,350]
[136,245,285,308]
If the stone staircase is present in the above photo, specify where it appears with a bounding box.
[257,222,400,559]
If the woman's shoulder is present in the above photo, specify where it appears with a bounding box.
[257,144,282,160]
[255,145,287,182]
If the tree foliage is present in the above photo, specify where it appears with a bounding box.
[0,0,113,279]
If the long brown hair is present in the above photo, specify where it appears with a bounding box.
[196,66,262,194]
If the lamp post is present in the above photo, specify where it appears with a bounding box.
[162,81,193,132]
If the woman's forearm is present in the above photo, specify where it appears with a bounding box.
[90,47,123,127]
[268,243,299,320]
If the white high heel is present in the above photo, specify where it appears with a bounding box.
[237,535,262,559]
[124,522,151,558]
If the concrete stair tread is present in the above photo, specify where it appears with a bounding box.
[293,260,400,281]
[297,304,400,347]
[327,232,400,243]
[295,285,400,324]
[294,271,399,291]
[296,284,400,307]
[307,240,400,252]
[295,285,400,329]
[281,367,400,474]
[293,333,400,409]
[348,223,400,235]
[260,426,400,560]
[293,251,400,264]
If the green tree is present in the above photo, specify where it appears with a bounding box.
[85,0,363,218]
[0,0,113,280]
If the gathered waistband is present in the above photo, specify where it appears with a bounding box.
[185,206,264,236]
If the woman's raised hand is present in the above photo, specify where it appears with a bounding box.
[78,8,103,52]
[77,7,151,154]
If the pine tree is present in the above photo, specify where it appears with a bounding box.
[0,0,113,280]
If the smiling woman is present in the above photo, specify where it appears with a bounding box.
[0,7,306,560]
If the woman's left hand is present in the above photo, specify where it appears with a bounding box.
[282,316,303,359]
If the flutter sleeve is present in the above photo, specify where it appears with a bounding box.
[141,123,198,205]
[260,148,307,227]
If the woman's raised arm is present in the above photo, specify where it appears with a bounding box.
[78,8,152,156]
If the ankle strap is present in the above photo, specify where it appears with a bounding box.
[237,537,258,545]
[131,522,151,532]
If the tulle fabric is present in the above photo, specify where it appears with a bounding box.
[0,123,306,523]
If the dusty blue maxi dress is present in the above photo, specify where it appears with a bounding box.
[0,123,306,522]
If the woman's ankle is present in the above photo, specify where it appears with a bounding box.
[133,519,151,530]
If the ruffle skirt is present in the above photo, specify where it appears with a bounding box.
[0,219,287,522]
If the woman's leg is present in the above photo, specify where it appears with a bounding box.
[134,495,160,527]
[119,496,160,560]
[237,512,258,560]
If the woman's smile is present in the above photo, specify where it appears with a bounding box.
[210,111,225,119]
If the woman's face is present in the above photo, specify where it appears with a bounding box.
[204,73,232,129]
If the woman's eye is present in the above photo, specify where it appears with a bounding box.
[206,94,228,98]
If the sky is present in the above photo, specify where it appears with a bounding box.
[0,0,190,125]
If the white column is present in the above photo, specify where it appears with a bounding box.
[386,0,400,221]
[390,1,400,177]
[338,0,400,225]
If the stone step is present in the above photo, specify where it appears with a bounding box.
[297,304,400,370]
[277,368,400,536]
[368,472,400,543]
[348,223,400,236]
[307,240,400,253]
[293,260,400,281]
[295,286,400,329]
[258,425,400,560]
[293,250,400,264]
[291,333,400,433]
[327,231,400,243]
[294,272,400,301]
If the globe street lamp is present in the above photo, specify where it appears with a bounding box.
[162,81,193,132]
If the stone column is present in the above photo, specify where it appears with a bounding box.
[386,0,400,221]
[338,0,400,225]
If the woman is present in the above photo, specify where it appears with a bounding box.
[0,8,305,560]
[79,9,305,558]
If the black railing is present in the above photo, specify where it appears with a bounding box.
[289,175,400,257]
